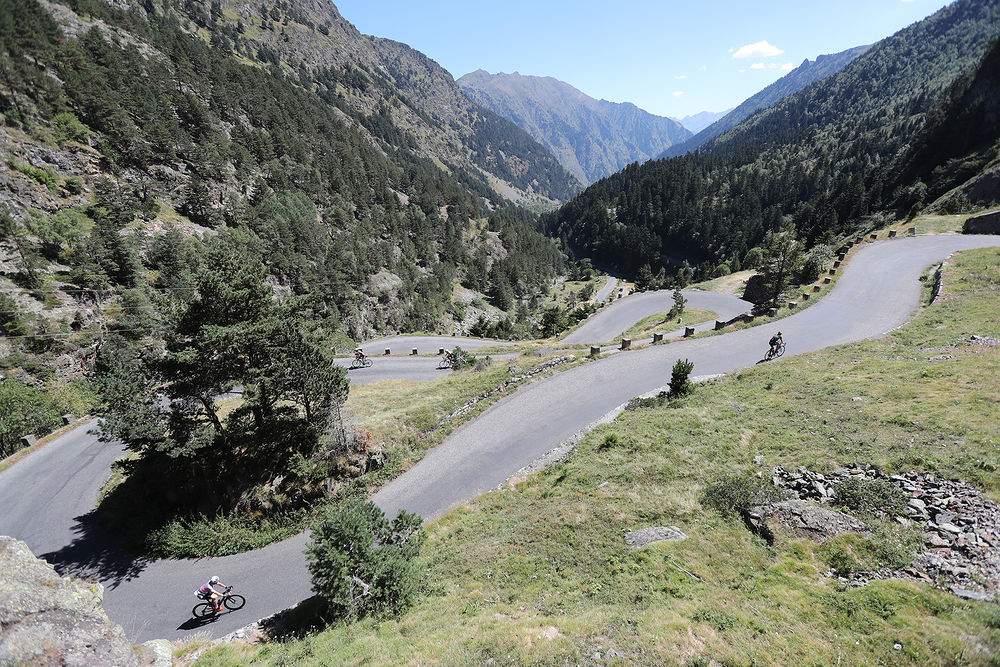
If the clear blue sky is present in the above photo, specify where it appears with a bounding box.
[333,0,953,119]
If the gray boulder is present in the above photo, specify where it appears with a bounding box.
[744,500,868,543]
[0,536,139,666]
[624,526,689,549]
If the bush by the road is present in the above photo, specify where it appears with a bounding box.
[306,499,425,620]
[668,358,694,398]
[0,378,96,458]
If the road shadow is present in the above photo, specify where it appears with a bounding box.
[176,610,234,632]
[39,508,151,588]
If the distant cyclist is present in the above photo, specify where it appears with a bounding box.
[769,331,784,356]
[196,575,229,612]
[353,347,367,363]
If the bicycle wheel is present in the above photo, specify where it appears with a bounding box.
[776,343,786,358]
[224,594,246,611]
[363,358,373,368]
[192,602,216,618]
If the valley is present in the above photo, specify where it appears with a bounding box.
[1,0,999,664]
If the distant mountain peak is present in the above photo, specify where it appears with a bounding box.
[458,71,691,183]
[662,44,871,158]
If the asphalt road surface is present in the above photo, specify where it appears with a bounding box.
[593,277,618,303]
[562,289,752,344]
[1,235,997,642]
[359,335,511,357]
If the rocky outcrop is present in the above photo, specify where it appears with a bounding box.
[744,500,867,544]
[770,465,1000,596]
[624,526,689,549]
[963,210,1000,235]
[0,537,139,666]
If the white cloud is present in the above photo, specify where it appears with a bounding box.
[750,63,766,70]
[699,65,708,71]
[674,74,687,79]
[673,90,685,97]
[780,62,795,71]
[732,40,783,59]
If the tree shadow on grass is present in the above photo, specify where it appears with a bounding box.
[39,507,151,589]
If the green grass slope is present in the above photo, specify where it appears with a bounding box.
[197,247,1000,665]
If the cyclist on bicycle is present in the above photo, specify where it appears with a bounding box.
[769,331,784,356]
[197,575,230,612]
[353,347,367,363]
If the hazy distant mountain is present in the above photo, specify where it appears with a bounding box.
[677,110,732,134]
[458,70,692,184]
[662,45,871,158]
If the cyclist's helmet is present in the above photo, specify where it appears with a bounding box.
[777,331,782,335]
[210,575,220,583]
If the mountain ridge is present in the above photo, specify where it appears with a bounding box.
[661,44,871,158]
[543,0,1000,280]
[458,70,691,184]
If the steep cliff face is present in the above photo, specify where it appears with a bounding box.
[0,537,139,666]
[458,70,691,184]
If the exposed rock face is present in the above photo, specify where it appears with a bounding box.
[770,465,1000,596]
[744,500,867,544]
[0,537,138,667]
[624,526,689,549]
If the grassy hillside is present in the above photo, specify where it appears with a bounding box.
[194,247,1000,664]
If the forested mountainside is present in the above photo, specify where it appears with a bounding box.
[458,70,691,184]
[889,36,1000,212]
[0,0,580,393]
[179,0,580,206]
[662,45,870,158]
[544,0,1000,280]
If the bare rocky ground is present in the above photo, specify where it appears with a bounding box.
[0,536,139,666]
[770,464,999,600]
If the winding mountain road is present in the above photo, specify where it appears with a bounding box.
[562,289,752,344]
[1,235,997,642]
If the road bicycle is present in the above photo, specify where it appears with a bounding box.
[437,352,453,369]
[349,355,373,369]
[192,587,246,618]
[764,342,786,361]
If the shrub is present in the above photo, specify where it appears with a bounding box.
[0,378,63,457]
[53,112,90,144]
[668,358,694,398]
[798,244,833,283]
[62,175,85,195]
[701,474,792,517]
[819,525,920,576]
[832,477,908,518]
[0,294,28,337]
[449,346,474,371]
[306,499,425,620]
